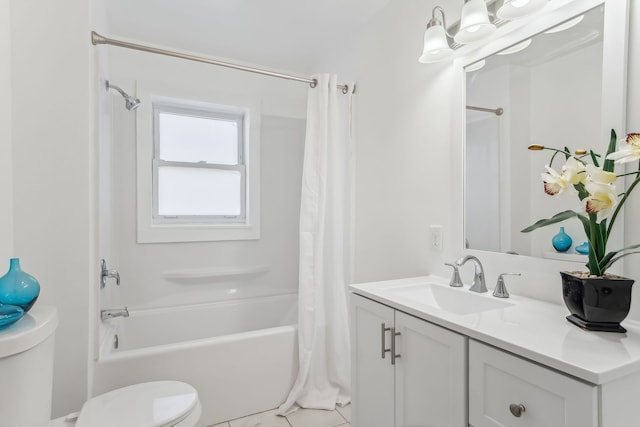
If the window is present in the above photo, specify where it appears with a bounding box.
[136,81,260,243]
[153,104,246,223]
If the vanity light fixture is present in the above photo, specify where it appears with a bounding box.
[496,0,548,21]
[418,0,552,64]
[419,6,454,63]
[454,0,496,44]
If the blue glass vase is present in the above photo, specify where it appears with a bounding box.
[0,303,25,329]
[552,227,572,252]
[0,258,40,312]
[575,241,590,255]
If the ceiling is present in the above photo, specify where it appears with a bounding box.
[102,0,392,74]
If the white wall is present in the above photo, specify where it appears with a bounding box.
[0,1,13,261]
[9,0,93,417]
[316,0,457,284]
[99,48,307,314]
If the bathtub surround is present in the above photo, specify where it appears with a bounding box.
[103,45,307,310]
[279,74,353,415]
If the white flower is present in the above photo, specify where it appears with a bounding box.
[584,181,618,222]
[542,165,571,195]
[585,164,617,185]
[562,157,587,185]
[606,133,640,164]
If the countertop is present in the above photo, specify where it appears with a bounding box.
[349,275,640,385]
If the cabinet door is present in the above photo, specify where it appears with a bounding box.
[395,311,467,427]
[469,340,597,427]
[351,294,395,427]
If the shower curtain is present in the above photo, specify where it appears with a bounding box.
[278,74,352,415]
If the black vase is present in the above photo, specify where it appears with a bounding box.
[561,271,634,333]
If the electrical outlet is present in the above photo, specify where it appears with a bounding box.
[431,225,443,252]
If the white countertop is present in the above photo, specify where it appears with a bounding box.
[349,275,640,385]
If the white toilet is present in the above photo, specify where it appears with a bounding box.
[0,306,202,427]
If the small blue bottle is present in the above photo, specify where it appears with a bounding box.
[575,241,590,255]
[552,227,573,252]
[0,258,40,312]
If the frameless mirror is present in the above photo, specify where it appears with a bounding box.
[464,5,606,259]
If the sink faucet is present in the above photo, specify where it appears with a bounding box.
[456,255,487,293]
[101,307,129,321]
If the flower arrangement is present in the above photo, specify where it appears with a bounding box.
[522,130,640,277]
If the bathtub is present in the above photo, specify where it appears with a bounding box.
[92,293,298,426]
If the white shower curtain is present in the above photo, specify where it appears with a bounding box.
[278,74,352,415]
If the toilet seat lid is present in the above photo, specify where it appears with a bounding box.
[75,381,199,427]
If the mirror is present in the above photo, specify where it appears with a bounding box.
[464,5,606,259]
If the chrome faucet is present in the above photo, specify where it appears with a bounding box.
[100,259,120,289]
[444,263,464,287]
[493,273,521,298]
[101,307,129,321]
[456,255,487,293]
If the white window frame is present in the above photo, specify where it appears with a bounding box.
[152,103,247,224]
[136,80,260,243]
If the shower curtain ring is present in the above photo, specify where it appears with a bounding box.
[310,79,318,88]
[341,85,349,94]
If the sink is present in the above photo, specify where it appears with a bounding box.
[385,283,514,315]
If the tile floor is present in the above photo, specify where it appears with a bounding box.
[208,404,351,427]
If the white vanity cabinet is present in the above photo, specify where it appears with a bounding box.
[351,294,467,427]
[351,276,640,427]
[468,340,597,427]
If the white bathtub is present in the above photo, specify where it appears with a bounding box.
[92,294,298,426]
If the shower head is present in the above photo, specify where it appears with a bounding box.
[105,80,141,111]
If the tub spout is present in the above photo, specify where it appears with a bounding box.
[101,307,129,321]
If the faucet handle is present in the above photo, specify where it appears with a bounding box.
[444,263,464,287]
[493,273,521,298]
[100,259,121,288]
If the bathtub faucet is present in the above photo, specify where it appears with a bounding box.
[101,307,129,321]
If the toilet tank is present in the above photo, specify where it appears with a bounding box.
[0,306,58,427]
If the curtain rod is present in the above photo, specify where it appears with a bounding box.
[466,105,504,116]
[91,32,352,94]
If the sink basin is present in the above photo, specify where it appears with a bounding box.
[385,283,514,315]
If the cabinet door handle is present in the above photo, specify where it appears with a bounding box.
[391,328,401,365]
[381,323,391,359]
[509,403,526,417]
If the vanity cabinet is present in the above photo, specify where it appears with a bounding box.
[351,276,640,427]
[350,294,467,427]
[468,340,597,427]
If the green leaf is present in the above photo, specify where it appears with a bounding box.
[606,242,640,256]
[521,210,579,233]
[575,213,591,237]
[598,244,640,272]
[603,129,617,173]
[602,251,640,272]
[590,150,600,167]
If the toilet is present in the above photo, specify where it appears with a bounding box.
[0,306,201,427]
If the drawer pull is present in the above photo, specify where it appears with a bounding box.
[381,323,391,359]
[509,403,526,417]
[391,328,401,365]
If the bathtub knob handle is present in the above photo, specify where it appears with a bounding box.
[100,259,121,288]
